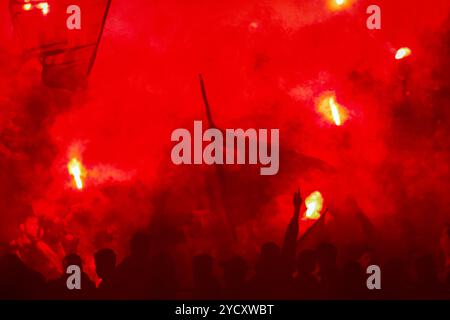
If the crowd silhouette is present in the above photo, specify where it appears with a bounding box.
[0,191,449,300]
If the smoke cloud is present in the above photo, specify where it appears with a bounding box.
[0,0,449,280]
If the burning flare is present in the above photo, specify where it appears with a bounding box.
[37,2,50,15]
[329,97,342,126]
[22,1,50,15]
[395,47,412,60]
[68,158,85,190]
[317,93,348,126]
[328,0,352,10]
[304,191,324,220]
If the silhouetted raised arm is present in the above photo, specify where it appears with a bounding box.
[282,189,302,266]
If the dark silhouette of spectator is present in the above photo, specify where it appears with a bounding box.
[0,253,46,299]
[413,254,445,299]
[339,260,366,299]
[192,253,220,299]
[445,269,450,299]
[249,242,287,299]
[281,190,302,278]
[316,242,339,299]
[293,249,320,299]
[247,190,304,300]
[94,248,117,299]
[1,196,450,301]
[47,254,95,299]
[220,255,249,299]
[383,258,410,299]
[149,252,178,299]
[114,231,153,299]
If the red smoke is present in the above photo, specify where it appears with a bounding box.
[0,0,449,281]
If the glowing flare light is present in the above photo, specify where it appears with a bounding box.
[329,97,342,126]
[304,191,324,220]
[21,1,50,15]
[395,47,412,60]
[328,0,352,11]
[37,2,50,15]
[317,93,348,126]
[68,158,85,190]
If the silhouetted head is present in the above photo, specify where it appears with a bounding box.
[63,253,82,271]
[260,242,280,263]
[193,253,214,284]
[221,255,248,286]
[130,231,150,257]
[316,242,337,272]
[94,248,116,280]
[296,249,317,276]
[256,242,281,276]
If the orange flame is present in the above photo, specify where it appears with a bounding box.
[22,1,49,15]
[68,158,84,190]
[328,0,352,10]
[304,191,324,220]
[317,93,348,126]
[329,97,342,126]
[395,47,412,60]
[37,2,50,15]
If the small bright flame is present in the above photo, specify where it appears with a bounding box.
[329,97,341,126]
[68,158,84,190]
[328,0,352,10]
[23,3,32,11]
[395,47,412,60]
[37,2,49,15]
[317,93,348,126]
[304,191,324,220]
